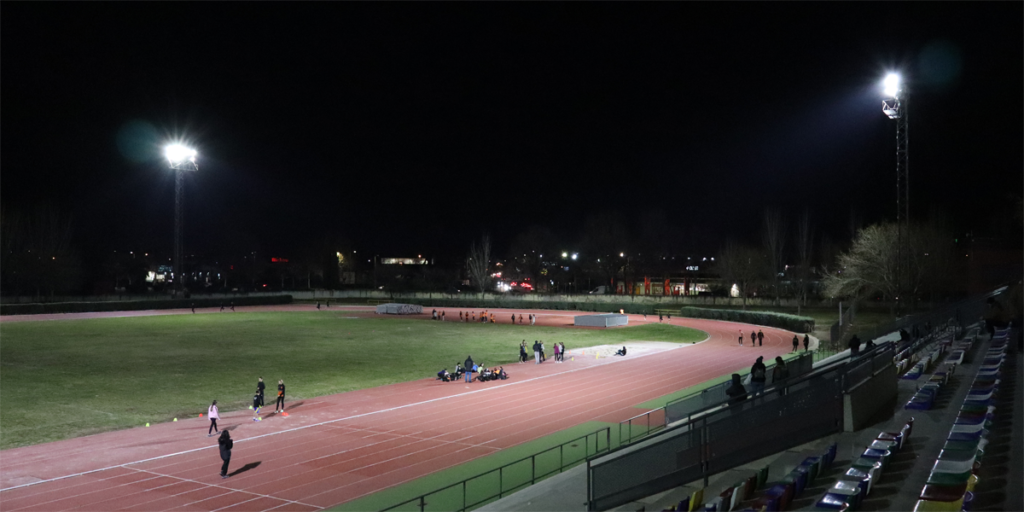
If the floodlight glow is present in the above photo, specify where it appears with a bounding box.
[562,252,568,258]
[883,73,901,98]
[165,144,197,163]
[571,253,578,260]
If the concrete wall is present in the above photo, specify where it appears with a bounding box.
[843,363,898,432]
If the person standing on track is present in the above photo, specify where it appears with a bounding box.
[738,330,744,346]
[659,313,663,322]
[532,341,541,364]
[317,301,321,311]
[560,342,566,360]
[519,341,528,363]
[191,302,196,314]
[252,389,262,421]
[553,342,561,363]
[792,335,799,352]
[803,334,810,351]
[218,431,233,478]
[208,400,220,436]
[757,330,764,346]
[519,314,523,324]
[441,311,445,321]
[276,380,286,412]
[530,314,535,325]
[257,377,265,408]
[464,356,475,382]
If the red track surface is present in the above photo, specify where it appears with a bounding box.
[0,307,793,511]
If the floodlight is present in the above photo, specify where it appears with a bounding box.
[883,73,901,98]
[571,253,578,260]
[165,144,197,164]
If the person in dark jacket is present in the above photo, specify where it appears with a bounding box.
[792,335,799,352]
[257,377,266,408]
[275,380,286,413]
[464,356,474,382]
[849,335,862,356]
[218,431,233,478]
[803,334,810,351]
[749,356,767,396]
[771,356,789,385]
[252,390,262,421]
[519,341,528,363]
[725,374,748,405]
[757,330,764,346]
[532,341,541,364]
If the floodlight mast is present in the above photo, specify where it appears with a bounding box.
[165,145,198,297]
[882,74,909,314]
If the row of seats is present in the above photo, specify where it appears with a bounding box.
[660,444,838,512]
[912,327,1010,511]
[909,333,970,409]
[896,330,952,376]
[813,418,915,511]
[902,335,952,380]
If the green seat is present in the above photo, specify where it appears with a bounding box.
[757,465,770,489]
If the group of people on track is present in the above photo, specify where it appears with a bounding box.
[429,309,538,325]
[207,377,287,478]
[439,355,508,383]
[738,329,811,352]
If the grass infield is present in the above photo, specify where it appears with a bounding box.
[0,312,706,449]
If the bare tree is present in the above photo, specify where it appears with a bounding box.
[761,207,786,305]
[717,241,764,309]
[466,235,492,296]
[824,220,962,314]
[795,209,814,314]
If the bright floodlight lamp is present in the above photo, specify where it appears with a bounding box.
[165,144,198,171]
[883,73,901,98]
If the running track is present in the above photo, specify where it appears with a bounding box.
[0,306,795,511]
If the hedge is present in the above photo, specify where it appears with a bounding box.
[677,306,814,333]
[0,295,293,316]
[391,298,660,315]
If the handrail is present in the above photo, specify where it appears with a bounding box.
[595,348,881,465]
[379,426,612,511]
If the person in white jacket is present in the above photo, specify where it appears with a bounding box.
[208,400,220,437]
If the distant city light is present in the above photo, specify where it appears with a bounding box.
[562,252,568,258]
[571,253,578,260]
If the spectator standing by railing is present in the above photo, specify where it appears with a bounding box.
[750,356,767,396]
[726,374,748,405]
[771,356,789,387]
[792,335,799,352]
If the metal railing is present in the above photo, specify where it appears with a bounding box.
[380,427,612,512]
[587,347,894,511]
[619,408,666,445]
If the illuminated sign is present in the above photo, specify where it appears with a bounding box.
[686,265,699,271]
[271,257,289,263]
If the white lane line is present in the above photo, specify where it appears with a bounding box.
[126,468,322,511]
[0,344,682,493]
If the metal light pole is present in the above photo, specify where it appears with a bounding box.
[165,144,198,296]
[882,73,909,314]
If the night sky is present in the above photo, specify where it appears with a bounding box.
[3,3,1021,266]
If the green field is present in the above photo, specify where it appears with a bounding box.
[0,312,706,449]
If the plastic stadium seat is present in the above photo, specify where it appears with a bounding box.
[825,480,864,509]
[913,497,964,511]
[704,496,723,512]
[839,465,876,496]
[689,488,705,512]
[717,487,733,512]
[677,496,689,512]
[919,482,968,502]
[757,465,770,489]
[815,492,851,510]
